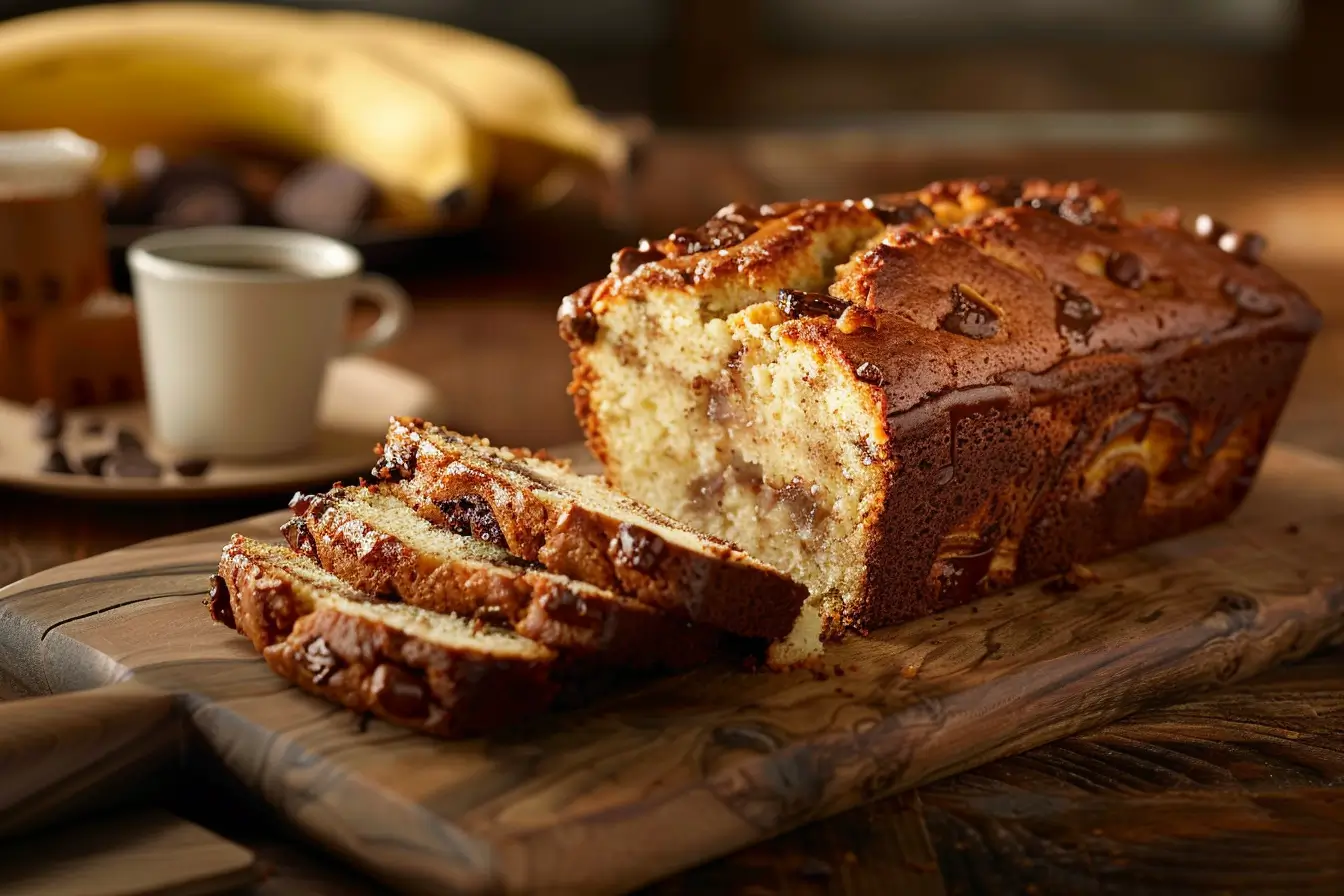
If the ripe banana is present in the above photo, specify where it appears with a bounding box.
[0,3,493,229]
[320,10,632,197]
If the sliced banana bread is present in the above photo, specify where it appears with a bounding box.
[283,484,721,668]
[213,535,559,737]
[371,417,810,646]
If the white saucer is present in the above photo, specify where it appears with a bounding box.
[0,357,444,500]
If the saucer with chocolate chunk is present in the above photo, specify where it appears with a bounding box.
[0,356,442,499]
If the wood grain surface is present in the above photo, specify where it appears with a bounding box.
[0,682,180,838]
[1,444,1342,895]
[3,809,257,896]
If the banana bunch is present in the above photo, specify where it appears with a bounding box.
[0,2,632,230]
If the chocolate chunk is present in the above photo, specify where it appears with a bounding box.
[206,574,235,628]
[302,636,343,686]
[667,227,707,256]
[288,491,319,515]
[437,496,507,548]
[861,197,934,227]
[40,446,74,475]
[148,162,249,228]
[1054,283,1102,344]
[1104,251,1146,289]
[272,160,376,235]
[558,290,600,345]
[777,288,848,320]
[613,522,666,573]
[935,543,996,604]
[697,215,758,249]
[613,242,665,277]
[280,517,319,561]
[977,179,1024,206]
[33,399,64,441]
[371,440,417,483]
[80,452,110,477]
[854,361,886,386]
[174,459,211,477]
[1220,277,1281,317]
[106,449,163,479]
[941,283,1000,339]
[370,664,430,718]
[538,587,595,626]
[1193,213,1228,243]
[1021,196,1063,215]
[1217,229,1267,265]
[1057,196,1094,226]
[114,427,145,454]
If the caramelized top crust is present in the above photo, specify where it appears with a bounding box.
[560,177,1322,417]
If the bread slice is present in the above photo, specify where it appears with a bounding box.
[213,535,558,737]
[372,417,810,644]
[283,484,721,668]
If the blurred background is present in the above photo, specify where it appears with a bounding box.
[1,0,1340,448]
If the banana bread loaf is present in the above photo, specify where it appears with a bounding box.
[560,177,1321,642]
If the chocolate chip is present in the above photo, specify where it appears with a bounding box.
[113,427,145,454]
[174,459,211,477]
[301,636,343,686]
[613,242,665,277]
[854,361,886,386]
[437,496,508,548]
[40,446,74,475]
[941,283,1000,339]
[1220,277,1281,317]
[1217,230,1267,264]
[206,574,235,628]
[861,197,933,227]
[84,418,105,436]
[1054,283,1103,343]
[106,451,162,479]
[1104,251,1146,289]
[613,522,666,573]
[371,440,417,483]
[280,517,319,561]
[777,288,848,320]
[370,664,430,718]
[1058,196,1094,226]
[1194,213,1228,243]
[80,452,110,477]
[33,399,63,441]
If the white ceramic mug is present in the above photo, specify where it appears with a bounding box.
[127,226,411,460]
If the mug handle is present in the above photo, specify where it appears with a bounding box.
[342,273,412,356]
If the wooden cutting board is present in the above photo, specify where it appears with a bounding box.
[2,444,1343,896]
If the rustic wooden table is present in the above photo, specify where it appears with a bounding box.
[3,134,1343,894]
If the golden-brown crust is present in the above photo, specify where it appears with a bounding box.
[375,420,809,640]
[293,488,722,668]
[215,535,558,738]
